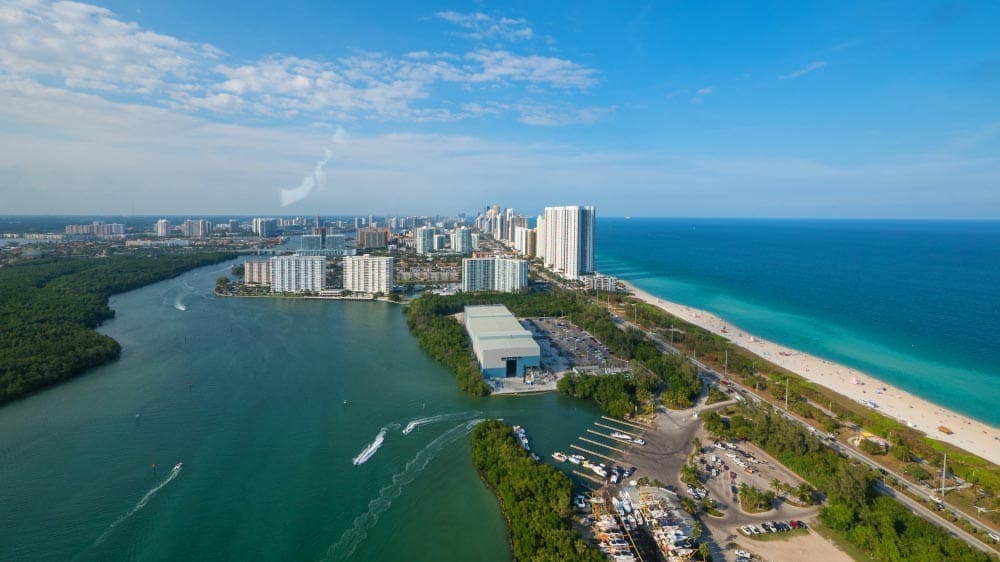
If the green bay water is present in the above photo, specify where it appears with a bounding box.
[0,260,601,561]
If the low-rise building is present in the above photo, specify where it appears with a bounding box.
[464,305,540,378]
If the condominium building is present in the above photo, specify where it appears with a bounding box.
[433,234,447,251]
[245,260,272,285]
[343,255,394,294]
[462,257,528,293]
[540,205,595,280]
[183,219,212,238]
[356,227,389,249]
[451,227,473,254]
[301,234,323,251]
[415,226,434,254]
[270,255,325,293]
[252,217,277,237]
[155,219,170,237]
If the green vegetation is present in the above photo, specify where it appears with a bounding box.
[0,252,236,403]
[405,295,491,396]
[705,385,727,405]
[404,290,701,410]
[617,292,998,520]
[470,420,603,562]
[704,403,992,562]
[738,483,775,513]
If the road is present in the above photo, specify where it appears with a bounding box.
[567,279,999,555]
[530,263,996,554]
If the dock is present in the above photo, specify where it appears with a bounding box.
[570,443,618,463]
[579,435,625,453]
[601,416,650,430]
[585,428,629,445]
[572,470,604,485]
[595,421,636,435]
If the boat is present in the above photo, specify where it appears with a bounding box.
[552,452,568,462]
[173,462,183,471]
[530,453,541,461]
[568,454,585,464]
[611,431,633,441]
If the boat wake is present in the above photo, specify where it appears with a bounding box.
[323,419,484,560]
[93,463,183,547]
[351,423,399,466]
[401,411,480,435]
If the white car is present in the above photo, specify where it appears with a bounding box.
[633,438,646,446]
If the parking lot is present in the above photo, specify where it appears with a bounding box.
[524,317,627,374]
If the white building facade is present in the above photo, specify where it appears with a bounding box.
[415,226,434,254]
[343,255,394,294]
[462,257,528,293]
[541,205,595,280]
[270,256,325,293]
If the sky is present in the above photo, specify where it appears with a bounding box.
[0,1,998,218]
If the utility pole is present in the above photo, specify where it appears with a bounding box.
[785,378,789,410]
[941,453,947,498]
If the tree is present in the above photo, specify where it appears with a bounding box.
[795,482,815,504]
[215,275,229,291]
[698,542,712,561]
[770,478,783,497]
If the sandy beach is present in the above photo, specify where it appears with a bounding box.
[621,280,1000,466]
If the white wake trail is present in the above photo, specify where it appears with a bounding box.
[93,464,182,547]
[323,419,484,560]
[351,428,388,466]
[401,411,480,435]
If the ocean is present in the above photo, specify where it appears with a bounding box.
[595,218,1000,427]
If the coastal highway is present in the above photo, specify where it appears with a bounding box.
[601,297,999,555]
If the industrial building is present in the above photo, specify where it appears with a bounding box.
[464,305,540,378]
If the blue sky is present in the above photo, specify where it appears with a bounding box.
[0,0,998,217]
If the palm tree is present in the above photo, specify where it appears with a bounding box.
[796,482,814,504]
[770,478,782,497]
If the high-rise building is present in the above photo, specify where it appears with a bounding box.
[252,218,277,237]
[535,215,546,259]
[415,226,434,254]
[244,260,272,285]
[270,255,325,293]
[451,227,472,254]
[471,233,480,250]
[356,227,389,249]
[326,234,346,250]
[228,219,241,233]
[343,255,394,294]
[301,234,323,251]
[184,219,212,238]
[462,257,528,293]
[433,234,447,251]
[541,206,595,280]
[155,219,170,237]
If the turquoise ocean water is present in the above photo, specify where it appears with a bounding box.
[595,218,1000,427]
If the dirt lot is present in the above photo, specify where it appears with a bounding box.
[728,529,853,562]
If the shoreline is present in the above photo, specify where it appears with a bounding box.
[620,280,1000,465]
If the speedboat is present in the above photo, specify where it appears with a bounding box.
[568,454,585,464]
[552,452,568,462]
[173,462,183,471]
[611,432,633,441]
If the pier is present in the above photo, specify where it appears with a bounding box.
[570,443,618,463]
[579,435,625,453]
[601,416,650,430]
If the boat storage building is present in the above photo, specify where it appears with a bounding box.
[464,305,541,378]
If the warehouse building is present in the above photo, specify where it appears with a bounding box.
[464,305,540,378]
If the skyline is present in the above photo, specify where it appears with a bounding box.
[1,1,999,218]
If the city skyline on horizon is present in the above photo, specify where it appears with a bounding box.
[1,1,998,218]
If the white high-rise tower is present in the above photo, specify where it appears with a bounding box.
[541,205,595,280]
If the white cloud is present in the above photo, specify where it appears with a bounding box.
[0,1,601,126]
[435,11,533,41]
[779,61,828,80]
[0,0,216,93]
[690,86,714,103]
